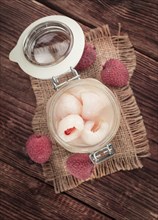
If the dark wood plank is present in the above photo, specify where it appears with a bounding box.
[0,0,158,220]
[66,159,158,220]
[0,0,89,52]
[130,52,158,145]
[37,0,158,60]
[0,161,110,220]
[1,143,158,220]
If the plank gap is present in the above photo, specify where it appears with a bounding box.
[35,0,95,28]
[65,191,115,220]
[0,157,113,219]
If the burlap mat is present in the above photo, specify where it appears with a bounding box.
[30,25,150,193]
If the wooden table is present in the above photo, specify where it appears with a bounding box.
[1,1,158,219]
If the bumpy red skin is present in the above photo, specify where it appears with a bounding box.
[101,59,129,87]
[26,135,52,164]
[66,153,94,180]
[76,44,97,71]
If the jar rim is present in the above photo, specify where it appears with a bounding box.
[23,21,74,66]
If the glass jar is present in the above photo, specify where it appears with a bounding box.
[46,78,120,154]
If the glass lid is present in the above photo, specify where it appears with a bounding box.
[9,16,85,79]
[23,21,74,66]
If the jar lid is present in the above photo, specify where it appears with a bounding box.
[9,16,85,79]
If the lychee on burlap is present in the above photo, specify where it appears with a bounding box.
[30,25,150,193]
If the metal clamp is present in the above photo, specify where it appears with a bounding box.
[89,144,115,164]
[52,67,80,90]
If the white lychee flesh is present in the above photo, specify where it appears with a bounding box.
[81,92,106,120]
[55,93,82,120]
[57,114,84,142]
[81,120,109,145]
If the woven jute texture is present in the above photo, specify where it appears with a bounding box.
[30,25,150,193]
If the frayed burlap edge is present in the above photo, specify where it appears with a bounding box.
[30,25,150,193]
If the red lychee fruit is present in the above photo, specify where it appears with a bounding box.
[26,134,52,164]
[66,153,94,180]
[101,59,129,87]
[76,43,96,71]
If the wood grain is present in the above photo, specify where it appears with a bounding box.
[37,0,158,60]
[130,52,158,144]
[0,161,110,220]
[0,0,158,220]
[67,159,158,220]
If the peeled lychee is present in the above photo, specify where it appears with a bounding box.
[26,135,52,164]
[66,153,94,180]
[76,43,96,71]
[101,59,129,87]
[55,93,82,120]
[57,114,84,142]
[81,92,106,120]
[81,121,109,145]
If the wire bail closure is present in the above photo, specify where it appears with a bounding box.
[89,144,115,164]
[52,67,80,90]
